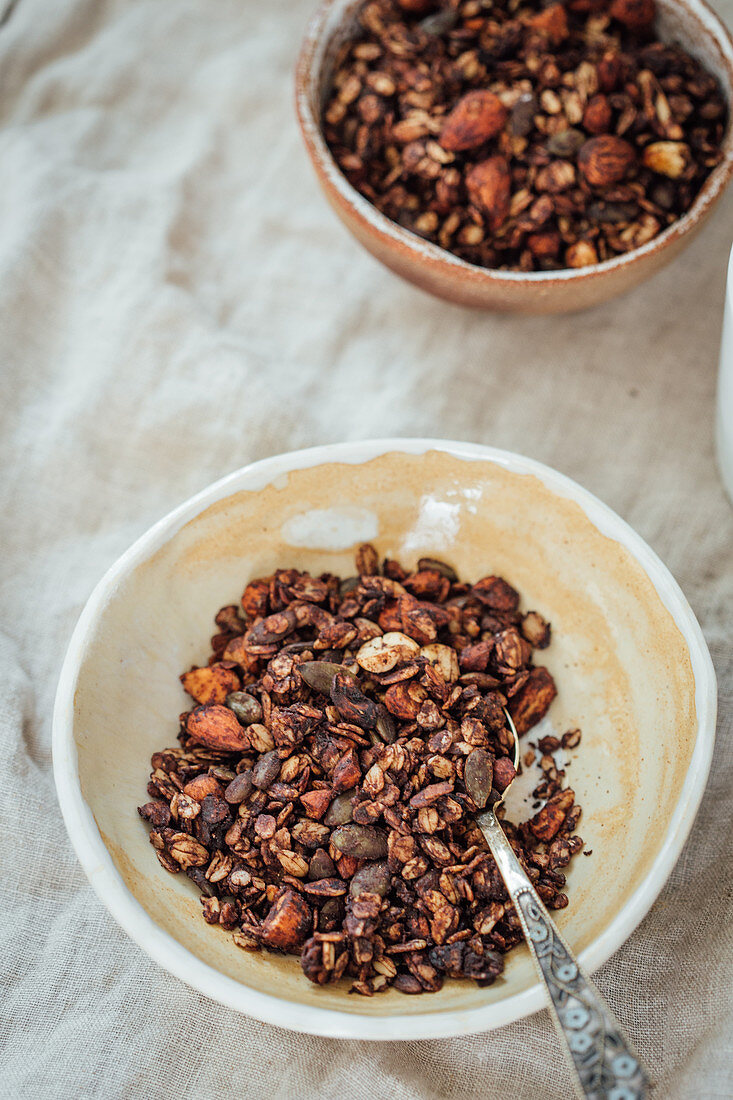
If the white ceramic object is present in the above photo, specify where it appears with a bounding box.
[717,244,733,503]
[53,439,716,1039]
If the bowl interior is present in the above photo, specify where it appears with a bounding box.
[67,448,699,1025]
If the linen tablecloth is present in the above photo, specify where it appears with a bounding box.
[1,0,732,1095]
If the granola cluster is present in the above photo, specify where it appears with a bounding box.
[139,546,584,995]
[322,0,727,272]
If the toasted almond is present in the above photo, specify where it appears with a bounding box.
[356,631,420,673]
[186,705,249,752]
[420,643,459,683]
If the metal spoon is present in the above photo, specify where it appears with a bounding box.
[466,711,651,1100]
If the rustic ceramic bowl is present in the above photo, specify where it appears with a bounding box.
[53,439,716,1038]
[296,0,733,313]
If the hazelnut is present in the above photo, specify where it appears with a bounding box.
[582,95,613,135]
[578,135,635,186]
[465,156,512,230]
[642,140,690,179]
[440,91,508,152]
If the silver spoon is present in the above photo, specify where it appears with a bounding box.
[466,711,651,1100]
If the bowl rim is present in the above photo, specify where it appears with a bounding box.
[295,0,733,287]
[52,437,717,1039]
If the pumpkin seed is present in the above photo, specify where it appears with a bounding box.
[226,692,262,725]
[308,848,337,881]
[347,862,387,897]
[331,824,388,859]
[349,860,391,897]
[546,128,585,158]
[331,670,377,730]
[419,8,458,35]
[251,750,280,791]
[318,897,344,931]
[375,704,397,744]
[299,660,348,695]
[464,747,494,809]
[224,770,253,804]
[324,791,355,827]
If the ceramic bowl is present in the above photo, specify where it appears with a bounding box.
[53,439,716,1038]
[295,0,733,313]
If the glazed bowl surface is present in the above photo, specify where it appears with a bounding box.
[53,439,716,1038]
[295,0,733,313]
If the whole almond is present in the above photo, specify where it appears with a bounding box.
[578,135,635,186]
[439,91,508,152]
[182,774,225,801]
[642,140,690,179]
[186,704,250,751]
[466,156,511,230]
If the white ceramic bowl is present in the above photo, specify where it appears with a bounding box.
[53,439,716,1039]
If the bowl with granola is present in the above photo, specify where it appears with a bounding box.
[53,439,716,1037]
[296,0,733,311]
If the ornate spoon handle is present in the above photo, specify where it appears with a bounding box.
[477,808,651,1100]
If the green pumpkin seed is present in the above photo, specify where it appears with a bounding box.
[224,770,253,804]
[331,824,388,860]
[419,9,457,34]
[299,660,349,695]
[226,692,262,726]
[546,128,585,158]
[375,704,397,744]
[318,897,344,931]
[251,751,280,791]
[464,747,494,809]
[324,792,355,827]
[307,848,336,881]
[349,860,390,897]
[331,671,377,730]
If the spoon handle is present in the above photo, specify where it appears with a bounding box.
[477,808,651,1100]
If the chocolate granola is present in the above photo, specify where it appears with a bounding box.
[138,546,584,995]
[321,0,727,272]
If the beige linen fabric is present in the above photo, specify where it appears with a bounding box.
[1,0,732,1096]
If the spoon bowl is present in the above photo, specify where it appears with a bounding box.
[466,712,651,1100]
